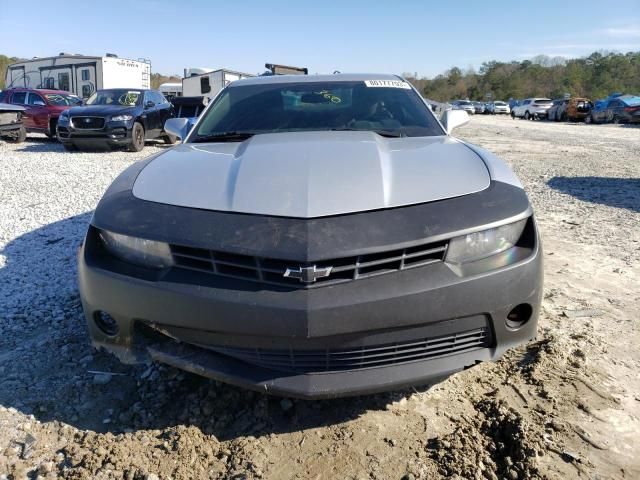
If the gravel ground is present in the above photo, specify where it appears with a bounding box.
[0,119,638,480]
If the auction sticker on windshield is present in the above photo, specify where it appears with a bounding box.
[364,80,411,89]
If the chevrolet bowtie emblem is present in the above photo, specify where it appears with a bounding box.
[283,265,333,283]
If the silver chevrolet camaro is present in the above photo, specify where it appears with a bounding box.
[79,74,543,399]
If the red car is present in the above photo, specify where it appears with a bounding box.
[0,88,81,138]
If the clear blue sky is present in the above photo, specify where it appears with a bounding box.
[1,0,639,77]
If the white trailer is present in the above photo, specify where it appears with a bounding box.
[5,53,151,98]
[182,69,253,100]
[159,82,182,100]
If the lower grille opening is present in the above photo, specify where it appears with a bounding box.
[204,327,490,374]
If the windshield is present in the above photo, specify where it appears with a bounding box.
[193,80,443,140]
[45,93,81,106]
[494,101,506,106]
[534,99,552,104]
[457,101,472,106]
[85,89,143,106]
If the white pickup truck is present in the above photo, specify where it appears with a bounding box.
[511,98,553,120]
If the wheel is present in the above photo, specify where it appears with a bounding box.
[128,122,145,152]
[63,143,77,152]
[163,134,177,145]
[5,126,27,143]
[613,116,620,124]
[524,111,531,120]
[511,111,516,119]
[47,118,58,139]
[560,112,567,122]
[585,115,592,124]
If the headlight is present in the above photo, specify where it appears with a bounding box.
[446,219,527,265]
[99,230,173,269]
[111,114,133,122]
[59,111,69,120]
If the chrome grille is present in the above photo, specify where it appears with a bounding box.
[205,327,489,373]
[71,116,105,129]
[170,240,448,288]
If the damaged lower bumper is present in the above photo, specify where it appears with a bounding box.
[78,227,543,398]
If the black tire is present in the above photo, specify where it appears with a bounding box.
[6,126,27,143]
[128,122,145,152]
[612,116,620,124]
[585,115,592,124]
[510,111,516,119]
[47,118,58,139]
[560,112,567,122]
[63,143,77,152]
[524,111,531,120]
[163,134,177,145]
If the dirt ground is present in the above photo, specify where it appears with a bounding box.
[0,116,638,480]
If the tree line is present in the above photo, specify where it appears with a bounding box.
[3,51,639,101]
[0,55,25,89]
[405,51,640,102]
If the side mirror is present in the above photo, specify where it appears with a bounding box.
[441,109,470,134]
[164,117,192,140]
[145,100,155,109]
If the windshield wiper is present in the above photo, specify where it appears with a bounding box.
[192,131,256,143]
[330,128,405,138]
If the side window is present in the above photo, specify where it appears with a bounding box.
[81,69,90,81]
[43,77,55,89]
[523,100,530,105]
[12,92,27,104]
[58,72,70,91]
[200,76,211,94]
[152,92,166,105]
[27,93,46,106]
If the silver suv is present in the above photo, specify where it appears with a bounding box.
[511,98,552,120]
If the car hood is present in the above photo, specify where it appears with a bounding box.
[0,103,25,112]
[66,105,140,117]
[132,131,491,218]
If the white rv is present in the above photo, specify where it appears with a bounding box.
[182,69,253,100]
[5,53,151,98]
[159,82,182,100]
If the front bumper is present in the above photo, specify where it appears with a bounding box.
[57,119,133,146]
[79,224,543,399]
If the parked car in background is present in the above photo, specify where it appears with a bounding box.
[547,99,567,121]
[565,98,593,122]
[487,101,510,114]
[472,101,486,114]
[586,95,640,124]
[452,100,475,114]
[0,102,26,143]
[0,88,81,138]
[57,88,175,152]
[511,98,552,120]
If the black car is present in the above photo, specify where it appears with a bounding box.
[57,88,175,151]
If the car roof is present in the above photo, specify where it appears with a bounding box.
[96,88,151,91]
[232,73,403,87]
[7,88,76,95]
